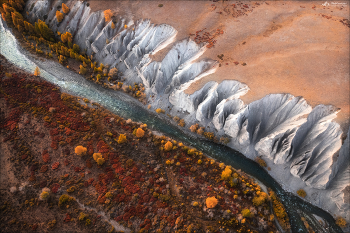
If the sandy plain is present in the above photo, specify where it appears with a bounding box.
[88,0,350,133]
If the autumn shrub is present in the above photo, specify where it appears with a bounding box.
[34,66,40,76]
[59,194,74,206]
[269,190,290,231]
[155,108,164,114]
[178,119,185,127]
[61,31,72,43]
[190,124,199,132]
[197,127,204,135]
[135,128,145,138]
[39,187,50,200]
[164,141,173,151]
[252,192,268,206]
[206,196,218,208]
[241,208,251,218]
[79,65,87,75]
[79,212,86,221]
[104,9,113,22]
[255,157,267,167]
[203,132,214,140]
[336,216,347,227]
[118,134,127,144]
[56,10,63,22]
[62,3,69,14]
[221,166,232,180]
[297,189,306,198]
[108,67,118,77]
[75,145,87,156]
[93,153,102,161]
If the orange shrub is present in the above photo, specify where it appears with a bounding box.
[104,9,113,22]
[56,10,64,22]
[164,141,173,151]
[75,146,87,156]
[117,134,127,144]
[34,66,40,76]
[135,128,145,138]
[62,3,69,14]
[336,216,347,227]
[297,189,306,198]
[206,196,218,208]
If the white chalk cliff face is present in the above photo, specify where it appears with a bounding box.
[25,0,349,211]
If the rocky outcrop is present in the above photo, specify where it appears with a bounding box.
[289,105,342,189]
[330,127,350,212]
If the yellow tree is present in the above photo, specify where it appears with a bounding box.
[56,10,64,22]
[62,3,69,14]
[34,66,40,76]
[111,21,115,29]
[61,31,72,43]
[104,9,113,22]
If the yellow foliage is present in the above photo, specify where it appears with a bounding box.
[178,119,185,127]
[40,191,49,200]
[105,192,113,198]
[61,31,72,43]
[336,216,347,227]
[241,208,251,218]
[135,128,145,138]
[221,166,232,180]
[206,196,218,208]
[34,66,40,76]
[252,192,268,206]
[62,3,69,14]
[155,108,164,114]
[104,9,113,22]
[117,134,127,144]
[56,10,64,22]
[197,159,202,165]
[297,189,306,198]
[192,202,199,207]
[75,146,87,156]
[164,141,173,151]
[111,22,115,29]
[96,157,105,165]
[93,153,102,161]
[190,124,198,132]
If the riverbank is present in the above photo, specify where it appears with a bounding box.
[1,54,283,232]
[1,1,348,231]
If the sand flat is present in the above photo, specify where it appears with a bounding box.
[88,0,349,131]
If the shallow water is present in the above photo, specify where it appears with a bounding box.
[0,18,343,233]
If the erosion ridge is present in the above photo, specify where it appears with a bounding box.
[24,0,350,222]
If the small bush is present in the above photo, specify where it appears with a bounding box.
[59,194,74,206]
[155,108,164,114]
[221,166,232,180]
[117,134,127,144]
[297,189,306,198]
[206,197,218,208]
[75,146,87,156]
[255,157,267,167]
[336,216,347,227]
[241,208,251,218]
[135,128,145,138]
[164,141,173,151]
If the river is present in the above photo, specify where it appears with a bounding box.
[0,18,343,233]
